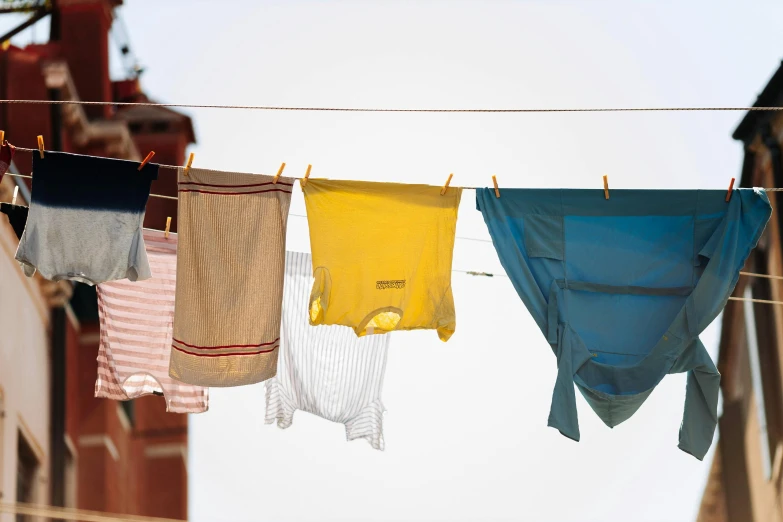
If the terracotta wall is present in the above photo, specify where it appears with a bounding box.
[0,179,51,520]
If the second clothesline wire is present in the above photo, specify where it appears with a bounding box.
[5,161,783,304]
[14,145,783,194]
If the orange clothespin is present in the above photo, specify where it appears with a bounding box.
[164,216,172,239]
[12,186,18,205]
[184,152,194,176]
[138,151,155,171]
[300,164,312,190]
[0,130,5,144]
[603,175,609,200]
[441,173,454,195]
[37,135,44,158]
[492,175,500,198]
[726,177,735,202]
[273,162,286,184]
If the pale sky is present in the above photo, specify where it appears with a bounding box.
[6,1,783,520]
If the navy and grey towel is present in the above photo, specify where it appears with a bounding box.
[15,151,157,285]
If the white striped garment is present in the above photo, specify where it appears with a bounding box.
[265,251,391,450]
[95,229,209,413]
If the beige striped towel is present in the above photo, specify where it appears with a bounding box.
[95,229,209,413]
[168,166,293,387]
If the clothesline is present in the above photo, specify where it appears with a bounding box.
[6,149,783,304]
[729,296,783,305]
[9,175,783,301]
[8,161,783,196]
[1,99,783,113]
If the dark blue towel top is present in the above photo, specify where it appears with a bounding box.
[32,151,158,212]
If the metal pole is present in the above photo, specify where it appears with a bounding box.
[0,7,51,44]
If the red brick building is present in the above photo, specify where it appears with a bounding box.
[0,0,194,518]
[697,62,783,522]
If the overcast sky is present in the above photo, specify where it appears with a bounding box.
[6,1,783,520]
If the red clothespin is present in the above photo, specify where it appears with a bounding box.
[725,178,735,202]
[183,152,194,176]
[603,175,609,200]
[441,173,454,195]
[37,135,44,158]
[164,216,172,239]
[138,151,155,171]
[492,175,500,198]
[301,164,312,190]
[273,162,286,184]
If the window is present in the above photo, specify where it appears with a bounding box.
[150,121,170,133]
[16,432,39,522]
[742,250,783,482]
[743,278,783,481]
[64,439,77,509]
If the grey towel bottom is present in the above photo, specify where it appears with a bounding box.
[15,205,150,285]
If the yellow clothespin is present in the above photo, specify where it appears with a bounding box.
[138,151,155,171]
[0,130,5,144]
[164,216,172,239]
[301,164,312,190]
[184,152,194,176]
[11,186,18,205]
[603,175,609,200]
[492,175,500,198]
[273,162,286,184]
[725,177,735,202]
[441,173,454,195]
[37,135,44,158]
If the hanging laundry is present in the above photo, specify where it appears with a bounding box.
[0,203,27,240]
[168,167,293,387]
[303,180,461,340]
[265,251,391,450]
[476,188,772,460]
[95,229,208,413]
[14,152,157,284]
[0,141,14,184]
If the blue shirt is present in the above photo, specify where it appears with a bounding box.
[476,187,771,460]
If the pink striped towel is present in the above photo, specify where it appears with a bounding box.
[95,229,208,413]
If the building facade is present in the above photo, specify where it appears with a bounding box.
[0,0,194,519]
[698,61,783,522]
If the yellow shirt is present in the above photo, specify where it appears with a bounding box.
[303,179,462,341]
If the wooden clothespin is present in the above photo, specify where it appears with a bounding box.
[138,151,155,171]
[272,162,286,184]
[300,164,312,190]
[492,175,500,198]
[37,135,44,158]
[725,177,735,202]
[11,186,18,205]
[603,175,609,200]
[441,173,454,195]
[164,216,172,239]
[184,152,194,176]
[0,130,5,144]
